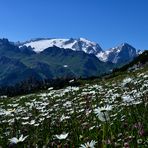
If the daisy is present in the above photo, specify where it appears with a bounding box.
[122,77,132,86]
[55,133,68,140]
[94,105,112,122]
[80,140,97,148]
[9,134,28,144]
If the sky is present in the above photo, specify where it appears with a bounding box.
[0,0,147,50]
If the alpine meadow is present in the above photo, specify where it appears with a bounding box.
[0,0,148,147]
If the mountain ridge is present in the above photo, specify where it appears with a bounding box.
[0,38,113,86]
[20,38,140,64]
[0,37,145,86]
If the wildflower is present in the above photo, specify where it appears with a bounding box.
[122,94,133,102]
[100,105,112,112]
[114,142,121,147]
[124,142,129,148]
[30,120,35,125]
[79,135,83,140]
[55,133,68,140]
[133,122,145,136]
[106,139,111,144]
[22,117,29,120]
[80,140,97,148]
[0,95,7,99]
[69,79,74,83]
[48,87,53,91]
[118,133,122,138]
[137,139,143,144]
[4,109,16,116]
[139,129,145,136]
[94,105,112,122]
[9,135,28,144]
[60,114,70,122]
[122,77,132,86]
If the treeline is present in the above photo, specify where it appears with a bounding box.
[0,77,80,97]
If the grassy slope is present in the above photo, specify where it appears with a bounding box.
[0,66,147,147]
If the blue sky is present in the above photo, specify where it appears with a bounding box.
[0,0,147,49]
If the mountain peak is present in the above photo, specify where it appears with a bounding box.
[105,43,137,64]
[121,42,130,46]
[120,42,135,48]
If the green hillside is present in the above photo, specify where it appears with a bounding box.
[0,64,147,147]
[22,47,112,78]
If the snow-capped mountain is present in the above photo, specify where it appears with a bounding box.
[20,38,140,65]
[97,43,137,64]
[0,37,144,87]
[21,38,103,54]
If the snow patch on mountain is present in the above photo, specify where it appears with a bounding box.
[21,38,102,54]
[96,51,108,62]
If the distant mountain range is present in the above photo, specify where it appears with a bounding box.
[20,38,140,64]
[0,38,144,86]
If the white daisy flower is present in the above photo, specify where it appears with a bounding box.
[55,133,68,140]
[122,77,132,86]
[9,134,28,144]
[94,105,112,122]
[80,140,97,148]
